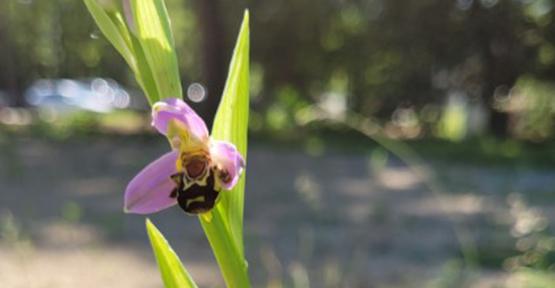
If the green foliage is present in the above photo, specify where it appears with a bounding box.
[514,268,555,288]
[5,0,555,140]
[199,11,251,287]
[83,0,137,73]
[437,98,467,142]
[85,3,251,287]
[265,86,309,132]
[29,111,101,140]
[84,0,181,104]
[146,219,198,288]
[129,0,182,102]
[511,77,555,140]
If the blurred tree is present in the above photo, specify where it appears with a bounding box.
[0,0,129,105]
[0,0,553,139]
[466,0,532,136]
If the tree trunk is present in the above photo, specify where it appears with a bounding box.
[471,3,518,138]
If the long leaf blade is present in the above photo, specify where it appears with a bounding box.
[84,0,159,104]
[129,34,160,105]
[83,0,137,72]
[210,9,250,258]
[200,208,250,287]
[130,0,182,102]
[146,219,198,288]
[199,10,251,288]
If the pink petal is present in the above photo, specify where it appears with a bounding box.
[124,150,179,214]
[151,98,209,142]
[210,140,245,190]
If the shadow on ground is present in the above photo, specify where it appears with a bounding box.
[1,135,554,287]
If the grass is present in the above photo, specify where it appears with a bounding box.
[2,110,555,168]
[252,125,555,168]
[1,118,555,287]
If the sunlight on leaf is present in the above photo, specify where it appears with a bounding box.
[84,0,158,104]
[146,219,198,288]
[129,34,160,105]
[83,0,137,72]
[199,10,251,288]
[130,0,182,102]
[211,8,250,258]
[86,3,251,286]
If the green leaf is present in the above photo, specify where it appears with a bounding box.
[83,0,137,73]
[83,0,158,105]
[199,10,251,288]
[129,34,160,105]
[211,8,250,258]
[200,209,250,287]
[129,0,182,102]
[146,219,198,288]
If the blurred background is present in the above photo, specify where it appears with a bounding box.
[1,0,555,287]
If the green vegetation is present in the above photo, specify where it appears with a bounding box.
[1,0,554,141]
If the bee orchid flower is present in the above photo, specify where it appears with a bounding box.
[124,98,245,215]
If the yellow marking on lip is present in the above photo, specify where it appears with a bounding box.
[186,195,206,207]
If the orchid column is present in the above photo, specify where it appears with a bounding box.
[84,1,251,287]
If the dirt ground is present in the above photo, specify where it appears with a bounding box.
[0,135,554,287]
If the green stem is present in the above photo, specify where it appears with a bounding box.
[199,208,250,288]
